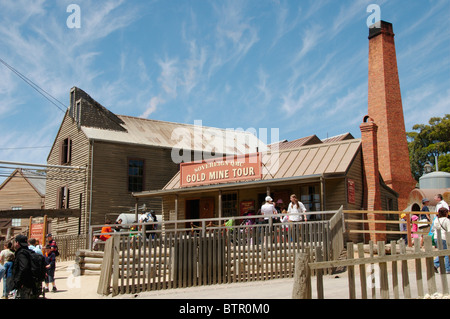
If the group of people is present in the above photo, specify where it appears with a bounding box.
[400,194,450,274]
[261,194,307,223]
[93,210,159,250]
[0,233,58,299]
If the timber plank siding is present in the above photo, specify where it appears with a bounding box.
[0,170,44,211]
[90,141,179,225]
[46,111,90,235]
[46,111,180,235]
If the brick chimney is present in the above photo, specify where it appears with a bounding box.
[367,21,416,210]
[360,116,386,242]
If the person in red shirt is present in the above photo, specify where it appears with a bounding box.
[100,220,112,241]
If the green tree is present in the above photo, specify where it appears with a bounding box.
[407,114,450,181]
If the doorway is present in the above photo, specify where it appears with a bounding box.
[185,197,215,227]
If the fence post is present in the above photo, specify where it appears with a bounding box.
[292,250,311,299]
[97,236,115,296]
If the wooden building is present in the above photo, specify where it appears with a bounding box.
[133,136,399,243]
[45,87,265,236]
[0,169,46,240]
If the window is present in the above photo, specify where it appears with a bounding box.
[128,159,144,192]
[57,186,70,209]
[222,193,238,217]
[11,206,22,227]
[74,100,81,123]
[60,137,72,164]
[300,184,321,212]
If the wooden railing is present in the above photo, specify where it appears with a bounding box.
[343,210,432,246]
[54,234,87,261]
[293,233,450,299]
[96,208,345,296]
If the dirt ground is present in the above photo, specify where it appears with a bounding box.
[39,256,450,300]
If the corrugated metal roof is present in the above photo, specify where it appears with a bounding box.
[82,115,267,155]
[321,132,354,143]
[161,138,362,191]
[269,135,322,151]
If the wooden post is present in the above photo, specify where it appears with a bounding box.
[134,198,139,224]
[218,191,222,219]
[378,241,389,299]
[347,242,356,299]
[42,215,48,249]
[28,216,32,239]
[292,251,311,299]
[97,236,115,296]
[357,243,367,299]
[406,212,412,247]
[400,239,411,298]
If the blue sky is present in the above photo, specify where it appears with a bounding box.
[0,0,449,177]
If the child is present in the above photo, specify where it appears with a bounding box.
[399,213,407,245]
[44,245,57,292]
[2,254,14,299]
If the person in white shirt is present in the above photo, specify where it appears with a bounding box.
[287,194,307,222]
[433,207,450,273]
[435,194,449,212]
[261,196,277,223]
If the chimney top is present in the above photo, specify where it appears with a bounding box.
[368,20,394,39]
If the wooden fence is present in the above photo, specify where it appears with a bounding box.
[96,208,345,296]
[294,232,450,299]
[54,234,87,261]
[343,210,431,246]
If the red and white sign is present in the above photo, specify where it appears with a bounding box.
[30,223,45,241]
[180,153,262,187]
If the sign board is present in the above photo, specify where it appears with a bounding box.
[240,200,255,215]
[347,179,356,205]
[29,215,47,246]
[180,153,262,188]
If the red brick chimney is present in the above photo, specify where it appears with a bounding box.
[360,116,382,211]
[360,116,386,242]
[367,21,416,210]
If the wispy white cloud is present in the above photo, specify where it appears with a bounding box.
[140,95,165,119]
[157,57,179,98]
[208,0,259,75]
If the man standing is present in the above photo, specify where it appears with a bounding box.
[261,196,277,223]
[46,234,59,257]
[11,235,36,299]
[435,194,449,212]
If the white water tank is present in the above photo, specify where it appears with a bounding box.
[419,171,450,189]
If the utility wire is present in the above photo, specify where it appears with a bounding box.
[0,57,67,114]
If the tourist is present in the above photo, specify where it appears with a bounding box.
[44,244,57,292]
[399,213,408,245]
[46,234,59,254]
[11,235,36,299]
[28,238,43,255]
[261,196,277,223]
[2,253,14,299]
[288,194,307,222]
[433,207,450,274]
[435,194,449,212]
[100,220,112,241]
[419,198,431,247]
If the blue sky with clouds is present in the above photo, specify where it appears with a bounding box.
[0,0,449,175]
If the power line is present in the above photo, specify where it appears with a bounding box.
[0,57,67,114]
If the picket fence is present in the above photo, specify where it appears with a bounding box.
[96,208,345,296]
